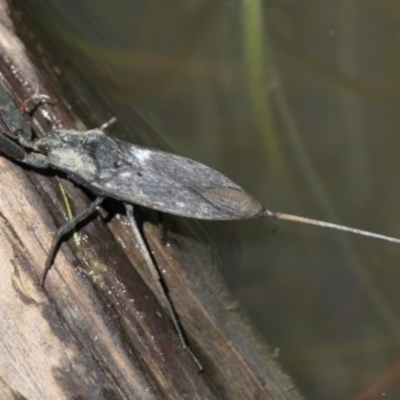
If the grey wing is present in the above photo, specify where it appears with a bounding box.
[93,140,265,220]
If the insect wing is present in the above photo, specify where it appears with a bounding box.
[95,139,265,220]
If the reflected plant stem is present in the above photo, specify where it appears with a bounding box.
[242,0,293,200]
[243,1,400,338]
[337,0,370,203]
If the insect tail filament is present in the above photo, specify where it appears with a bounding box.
[265,210,400,245]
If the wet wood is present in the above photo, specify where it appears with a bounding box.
[0,2,304,399]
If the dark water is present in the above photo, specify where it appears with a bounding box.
[16,1,400,398]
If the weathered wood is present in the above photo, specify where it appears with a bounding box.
[0,2,304,399]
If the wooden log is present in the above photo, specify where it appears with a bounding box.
[0,2,304,399]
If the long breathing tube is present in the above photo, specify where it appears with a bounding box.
[264,210,400,245]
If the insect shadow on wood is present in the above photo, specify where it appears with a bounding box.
[2,83,400,370]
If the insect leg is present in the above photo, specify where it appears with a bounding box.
[0,119,47,166]
[0,134,27,161]
[41,196,105,286]
[0,109,34,148]
[19,88,52,114]
[125,204,202,371]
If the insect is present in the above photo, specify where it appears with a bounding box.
[2,83,400,369]
[2,83,400,268]
[2,111,400,267]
